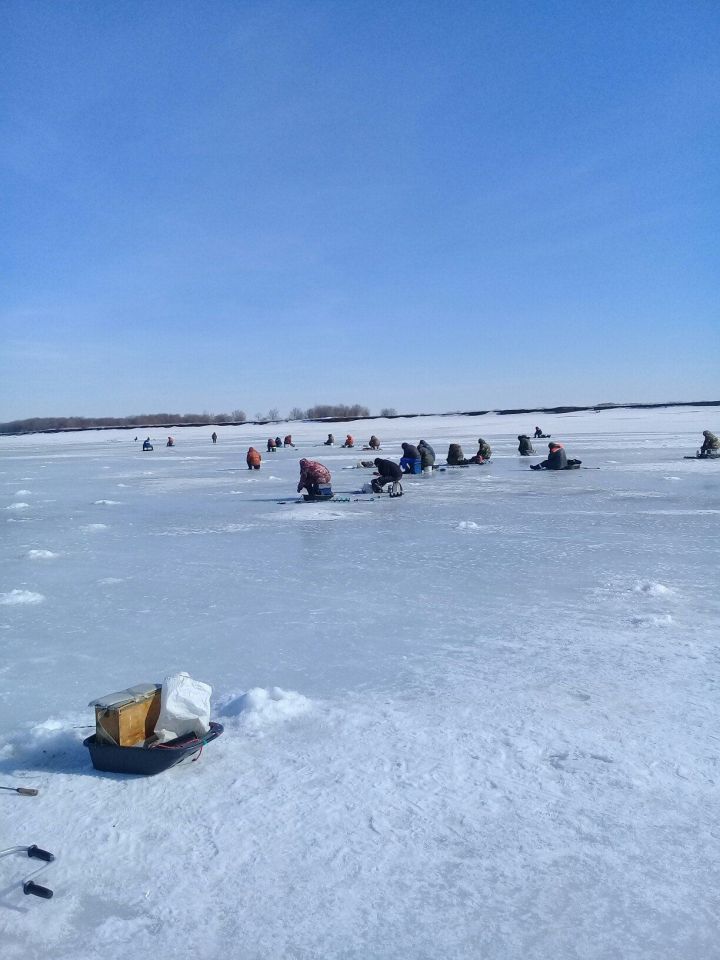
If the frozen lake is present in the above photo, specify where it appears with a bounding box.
[1,407,719,959]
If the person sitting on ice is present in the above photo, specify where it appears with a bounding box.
[284,435,295,447]
[324,434,335,446]
[166,436,175,447]
[418,440,435,469]
[447,443,469,466]
[700,430,720,455]
[142,437,153,451]
[275,436,283,449]
[471,438,491,463]
[531,442,569,470]
[518,435,535,456]
[400,442,421,473]
[368,435,381,450]
[247,447,262,470]
[297,458,332,497]
[342,435,355,448]
[267,438,276,452]
[534,426,544,438]
[371,458,403,493]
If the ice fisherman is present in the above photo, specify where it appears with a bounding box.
[530,442,581,470]
[342,435,355,448]
[447,443,468,466]
[297,459,332,497]
[418,440,435,469]
[372,458,403,493]
[700,430,720,455]
[247,447,262,470]
[368,435,381,450]
[324,434,335,446]
[534,426,544,438]
[518,435,535,456]
[142,437,153,451]
[284,435,295,447]
[267,438,276,452]
[275,436,283,449]
[166,436,175,447]
[473,438,492,462]
[400,442,421,473]
[211,431,217,444]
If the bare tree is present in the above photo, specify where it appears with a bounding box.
[267,408,280,420]
[288,407,306,420]
[231,409,246,422]
[379,408,398,417]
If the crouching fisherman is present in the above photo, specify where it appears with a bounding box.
[518,435,535,456]
[700,430,720,456]
[531,442,582,470]
[418,440,435,470]
[297,458,332,497]
[142,437,153,451]
[447,443,468,466]
[247,447,262,470]
[400,442,421,474]
[473,438,492,462]
[372,458,403,496]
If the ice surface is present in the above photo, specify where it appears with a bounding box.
[1,408,719,959]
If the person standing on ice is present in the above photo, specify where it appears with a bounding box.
[533,442,568,470]
[372,458,403,493]
[297,459,332,497]
[518,435,535,455]
[247,447,262,470]
[700,430,720,455]
[211,431,217,444]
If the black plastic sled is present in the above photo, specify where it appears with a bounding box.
[84,722,224,776]
[302,493,334,502]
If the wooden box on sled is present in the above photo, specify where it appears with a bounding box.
[90,683,162,747]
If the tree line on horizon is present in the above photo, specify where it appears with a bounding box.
[0,404,398,435]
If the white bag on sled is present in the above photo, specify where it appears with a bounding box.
[154,672,212,742]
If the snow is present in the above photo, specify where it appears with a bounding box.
[0,407,719,959]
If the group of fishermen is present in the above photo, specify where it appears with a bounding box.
[151,425,720,497]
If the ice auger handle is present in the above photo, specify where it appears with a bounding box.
[23,881,53,899]
[27,845,55,862]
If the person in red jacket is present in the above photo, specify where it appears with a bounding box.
[247,447,262,470]
[342,435,354,448]
[297,458,332,496]
[267,438,276,452]
[284,435,295,447]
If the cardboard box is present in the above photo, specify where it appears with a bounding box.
[92,684,162,747]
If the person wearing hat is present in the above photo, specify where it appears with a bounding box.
[532,442,568,470]
[371,457,403,493]
[518,435,535,456]
[700,430,720,455]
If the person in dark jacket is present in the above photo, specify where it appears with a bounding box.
[142,437,153,451]
[372,458,403,493]
[324,434,335,446]
[518,435,535,456]
[533,442,568,470]
[417,440,435,469]
[211,431,218,444]
[534,426,544,438]
[447,443,468,466]
[400,442,421,474]
[700,430,720,454]
[275,436,283,449]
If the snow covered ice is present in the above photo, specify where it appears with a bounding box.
[1,407,719,959]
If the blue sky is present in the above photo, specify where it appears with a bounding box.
[1,0,718,419]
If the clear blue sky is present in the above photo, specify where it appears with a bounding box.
[1,0,718,420]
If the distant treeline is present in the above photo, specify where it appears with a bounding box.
[0,403,379,436]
